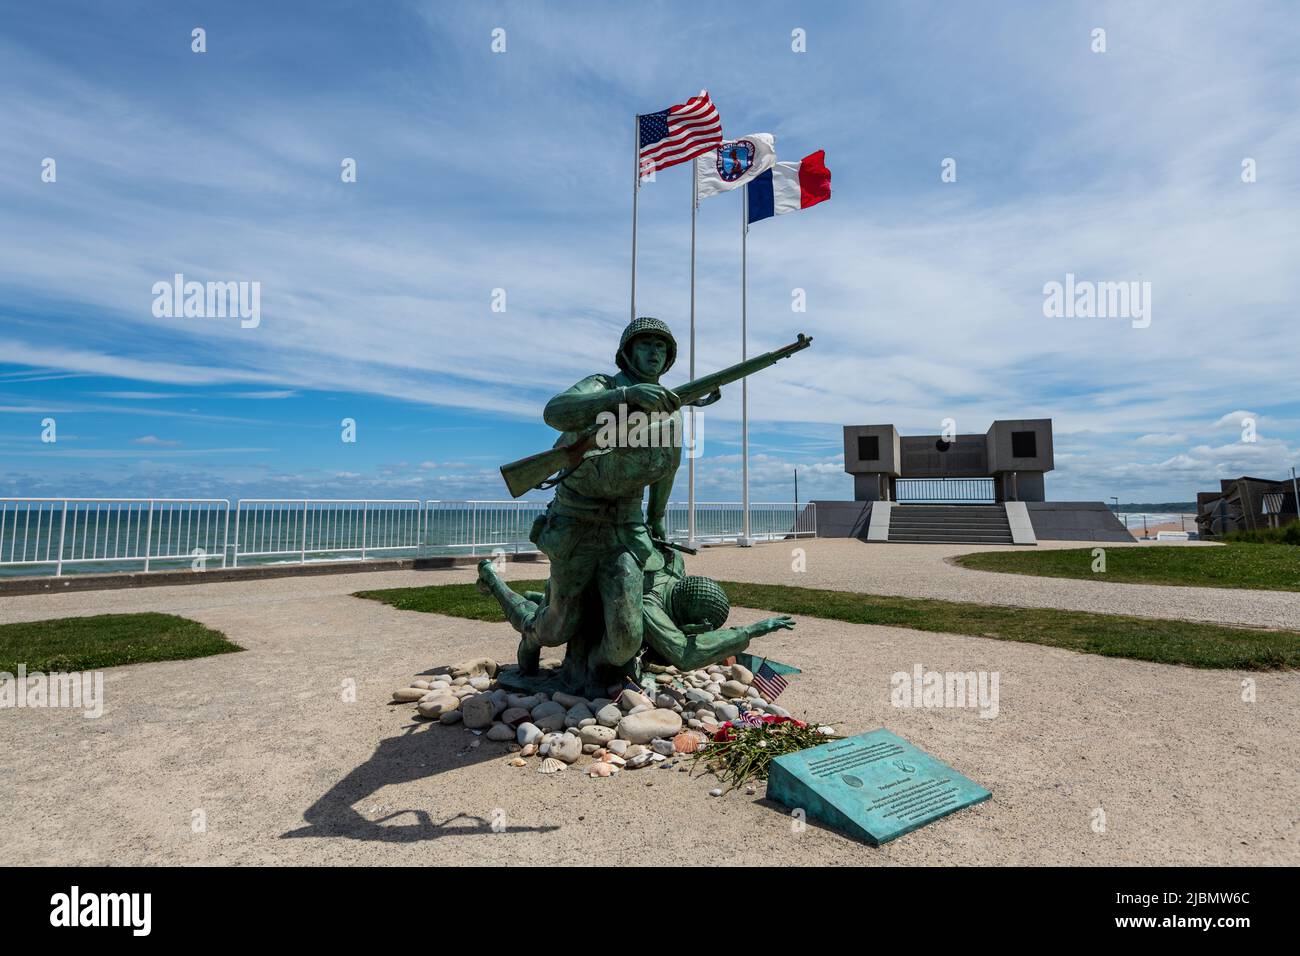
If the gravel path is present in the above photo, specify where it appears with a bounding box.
[1,543,1296,866]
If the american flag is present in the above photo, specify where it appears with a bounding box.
[751,660,788,702]
[638,90,723,178]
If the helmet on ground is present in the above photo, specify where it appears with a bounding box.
[616,316,677,374]
[670,575,730,630]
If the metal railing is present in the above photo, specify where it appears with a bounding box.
[424,500,814,555]
[424,500,549,555]
[232,499,423,566]
[0,498,819,576]
[666,501,817,543]
[1117,512,1196,538]
[0,498,230,575]
[895,478,996,503]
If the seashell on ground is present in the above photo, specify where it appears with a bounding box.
[602,753,626,766]
[587,762,618,777]
[672,731,704,754]
[537,757,567,774]
[508,757,527,767]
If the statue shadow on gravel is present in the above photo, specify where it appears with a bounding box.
[281,718,559,844]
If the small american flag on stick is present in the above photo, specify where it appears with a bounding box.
[751,659,788,702]
[638,90,723,178]
[613,676,643,705]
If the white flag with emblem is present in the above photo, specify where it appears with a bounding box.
[694,133,776,202]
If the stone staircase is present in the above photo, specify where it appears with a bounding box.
[887,504,1015,544]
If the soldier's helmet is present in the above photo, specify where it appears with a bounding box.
[616,316,677,375]
[670,574,731,630]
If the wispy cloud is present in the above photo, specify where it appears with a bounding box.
[131,435,181,447]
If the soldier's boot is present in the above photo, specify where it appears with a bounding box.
[476,559,536,633]
[516,636,542,676]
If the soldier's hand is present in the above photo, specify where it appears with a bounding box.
[625,383,681,414]
[750,615,795,636]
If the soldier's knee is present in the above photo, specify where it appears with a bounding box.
[529,596,582,647]
[598,551,641,594]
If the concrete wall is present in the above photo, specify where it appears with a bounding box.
[1025,501,1131,541]
[899,434,988,478]
[0,551,547,596]
[811,499,1132,543]
[809,500,873,538]
[853,474,891,501]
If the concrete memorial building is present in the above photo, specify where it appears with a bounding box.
[813,418,1130,544]
[844,419,1054,503]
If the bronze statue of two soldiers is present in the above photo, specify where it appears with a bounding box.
[480,317,811,696]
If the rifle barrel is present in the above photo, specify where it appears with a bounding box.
[675,333,812,404]
[497,332,813,497]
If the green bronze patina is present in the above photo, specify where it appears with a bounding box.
[486,318,812,696]
[481,542,795,694]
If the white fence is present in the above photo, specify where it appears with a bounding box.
[0,498,230,575]
[1116,512,1197,538]
[665,501,817,543]
[895,478,997,503]
[422,500,818,554]
[424,500,549,555]
[0,498,817,577]
[232,499,423,566]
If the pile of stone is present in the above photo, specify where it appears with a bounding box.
[391,658,795,778]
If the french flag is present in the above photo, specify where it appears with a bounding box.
[746,149,831,224]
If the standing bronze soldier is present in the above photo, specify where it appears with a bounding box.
[481,317,686,694]
[488,321,810,696]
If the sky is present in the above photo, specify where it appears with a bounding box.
[1,0,1298,506]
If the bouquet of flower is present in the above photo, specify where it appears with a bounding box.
[692,715,838,790]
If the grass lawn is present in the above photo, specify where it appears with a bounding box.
[0,613,243,673]
[356,579,1300,671]
[355,580,548,620]
[954,544,1300,592]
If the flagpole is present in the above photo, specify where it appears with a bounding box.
[740,183,752,546]
[688,163,698,548]
[631,113,639,322]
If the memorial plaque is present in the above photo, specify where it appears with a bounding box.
[767,728,990,846]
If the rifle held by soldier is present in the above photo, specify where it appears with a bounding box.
[500,333,813,498]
